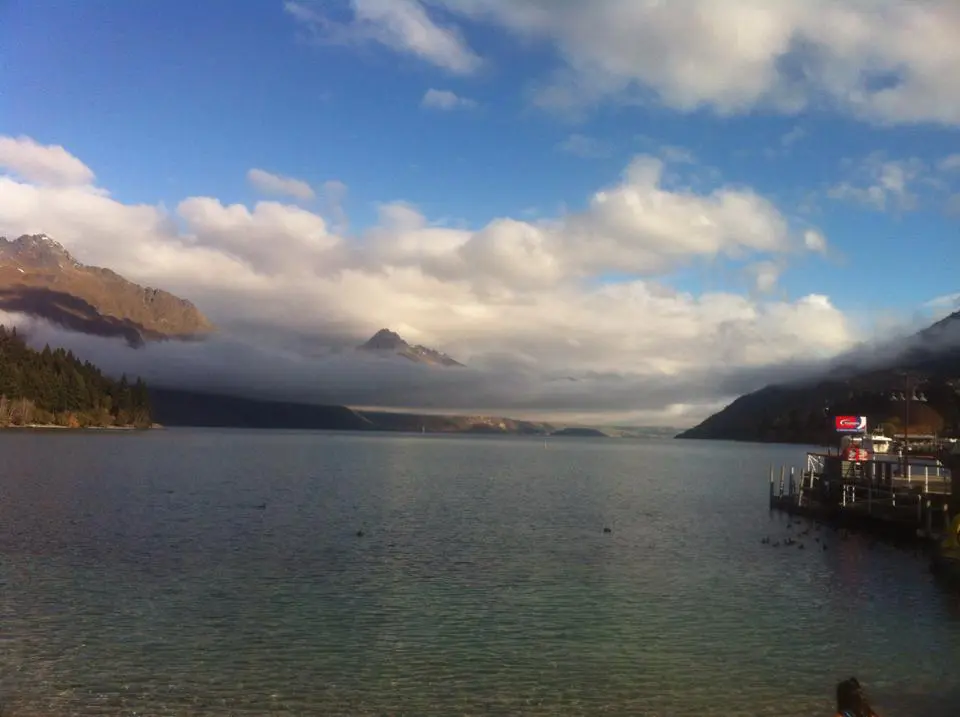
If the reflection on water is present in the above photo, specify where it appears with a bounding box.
[1,430,958,716]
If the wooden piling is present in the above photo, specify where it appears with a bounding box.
[766,452,955,546]
[769,465,774,508]
[947,452,960,521]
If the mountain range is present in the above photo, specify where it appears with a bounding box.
[147,387,554,434]
[358,328,464,366]
[0,234,213,346]
[0,233,560,434]
[677,311,960,443]
[9,234,958,442]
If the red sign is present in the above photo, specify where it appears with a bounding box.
[835,415,867,432]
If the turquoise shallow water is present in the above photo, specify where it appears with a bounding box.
[1,429,959,716]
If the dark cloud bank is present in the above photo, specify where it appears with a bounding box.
[6,309,960,426]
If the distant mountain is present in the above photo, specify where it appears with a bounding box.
[358,328,463,367]
[604,425,685,439]
[0,234,213,346]
[148,388,375,431]
[550,427,609,437]
[677,311,960,443]
[148,387,553,434]
[356,409,552,434]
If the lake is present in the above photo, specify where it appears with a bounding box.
[1,430,959,716]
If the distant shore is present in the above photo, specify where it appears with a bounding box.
[0,423,157,431]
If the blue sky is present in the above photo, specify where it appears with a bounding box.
[2,0,960,422]
[4,0,959,312]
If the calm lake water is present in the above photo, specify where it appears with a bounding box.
[1,430,959,716]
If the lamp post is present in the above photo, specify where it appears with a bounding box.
[892,373,927,481]
[822,400,831,455]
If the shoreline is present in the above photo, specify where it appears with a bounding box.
[0,423,157,431]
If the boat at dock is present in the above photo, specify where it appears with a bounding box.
[841,429,946,457]
[860,431,892,454]
[838,432,949,479]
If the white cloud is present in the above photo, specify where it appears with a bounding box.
[765,125,807,158]
[659,145,696,164]
[803,229,828,254]
[827,153,927,211]
[748,260,782,294]
[825,150,960,216]
[302,0,960,126]
[940,154,960,172]
[421,88,477,110]
[925,292,960,311]
[0,176,248,288]
[0,135,96,186]
[921,292,960,324]
[780,126,806,147]
[321,179,349,233]
[556,156,792,274]
[176,197,340,276]
[557,134,611,159]
[828,182,887,210]
[285,0,481,74]
[0,134,855,424]
[247,168,315,201]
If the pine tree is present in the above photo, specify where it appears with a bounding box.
[0,330,153,427]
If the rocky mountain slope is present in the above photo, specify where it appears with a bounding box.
[677,311,960,443]
[358,328,463,366]
[0,234,213,346]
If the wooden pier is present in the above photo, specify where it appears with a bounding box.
[768,453,955,544]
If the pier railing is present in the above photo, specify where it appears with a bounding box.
[768,455,954,540]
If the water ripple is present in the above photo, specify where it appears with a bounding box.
[1,431,958,716]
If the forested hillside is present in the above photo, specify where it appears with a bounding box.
[0,325,151,427]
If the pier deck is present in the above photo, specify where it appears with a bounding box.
[768,454,954,543]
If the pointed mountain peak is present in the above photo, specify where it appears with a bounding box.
[360,328,410,351]
[0,234,75,267]
[357,328,464,367]
[17,234,69,252]
[0,231,213,343]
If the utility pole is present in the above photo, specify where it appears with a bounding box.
[896,372,928,481]
[904,374,910,482]
[822,400,831,455]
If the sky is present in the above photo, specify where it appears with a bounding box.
[1,0,960,426]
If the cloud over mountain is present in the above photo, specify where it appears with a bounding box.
[0,134,853,424]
